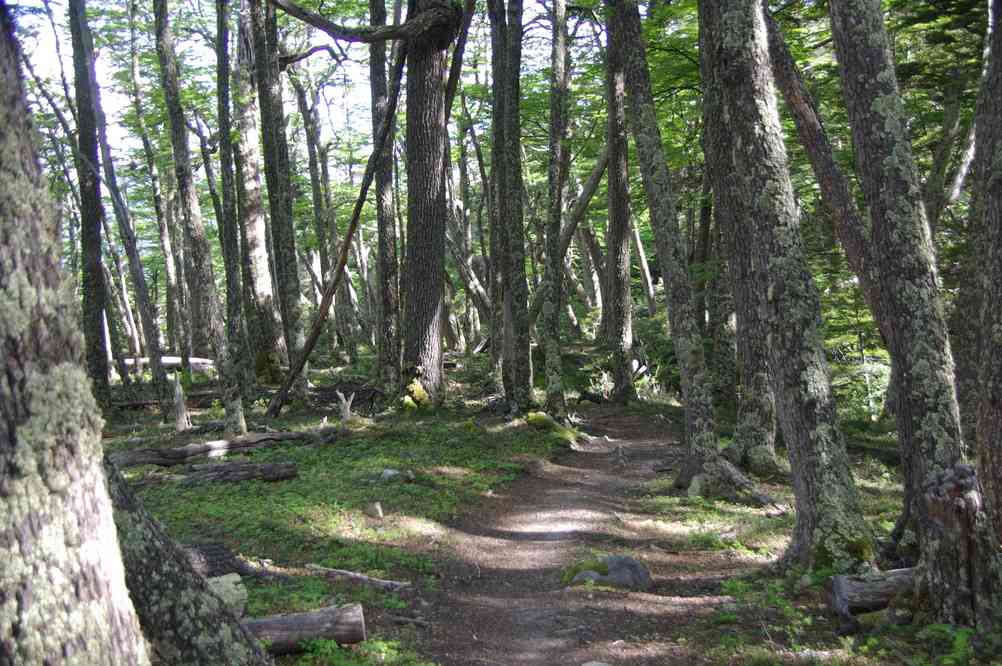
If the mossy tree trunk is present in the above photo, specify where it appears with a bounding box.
[827,0,969,597]
[106,462,272,664]
[703,0,871,571]
[611,0,718,462]
[0,5,150,658]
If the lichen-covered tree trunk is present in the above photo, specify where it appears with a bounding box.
[69,0,109,405]
[369,0,401,391]
[604,4,635,405]
[704,0,870,570]
[612,0,717,465]
[827,0,967,591]
[0,6,150,657]
[542,0,568,416]
[250,0,308,399]
[576,226,601,313]
[105,463,271,663]
[234,0,287,380]
[402,0,452,403]
[154,0,224,360]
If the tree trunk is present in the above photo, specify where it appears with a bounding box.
[488,0,532,410]
[368,9,401,390]
[234,0,288,381]
[216,0,249,437]
[402,0,453,403]
[827,0,966,592]
[1,7,150,656]
[704,0,870,570]
[251,0,308,399]
[69,0,110,405]
[631,217,656,317]
[106,463,273,664]
[93,17,169,414]
[541,0,569,417]
[975,0,1002,556]
[154,0,225,360]
[604,5,635,404]
[613,0,719,473]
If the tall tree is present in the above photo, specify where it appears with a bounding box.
[371,0,400,391]
[234,0,287,379]
[402,0,454,402]
[702,0,871,570]
[153,0,224,360]
[487,0,532,410]
[826,0,967,600]
[1,3,149,658]
[541,0,569,416]
[69,0,109,405]
[604,4,634,404]
[251,0,309,399]
[217,0,249,435]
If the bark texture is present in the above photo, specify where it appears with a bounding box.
[368,6,401,391]
[542,0,569,416]
[704,0,870,570]
[604,5,634,404]
[1,6,150,658]
[827,0,966,591]
[106,462,272,664]
[402,0,456,403]
[234,0,287,378]
[251,0,308,398]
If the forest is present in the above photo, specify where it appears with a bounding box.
[2,0,1002,663]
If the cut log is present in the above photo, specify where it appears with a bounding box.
[109,427,344,468]
[180,462,298,485]
[305,563,411,592]
[824,567,914,634]
[243,604,366,654]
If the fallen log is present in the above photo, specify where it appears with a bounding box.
[243,604,366,654]
[305,563,412,592]
[110,427,343,468]
[846,441,899,466]
[181,462,298,485]
[182,542,293,581]
[824,567,914,634]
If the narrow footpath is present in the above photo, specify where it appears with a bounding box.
[417,405,764,665]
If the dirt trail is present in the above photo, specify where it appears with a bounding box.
[418,405,762,665]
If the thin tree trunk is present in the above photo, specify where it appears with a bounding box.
[368,9,401,389]
[216,0,249,436]
[631,217,656,317]
[1,8,150,656]
[69,0,110,404]
[154,0,225,360]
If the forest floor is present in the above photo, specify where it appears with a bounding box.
[101,350,973,666]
